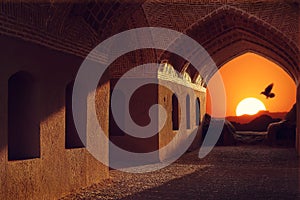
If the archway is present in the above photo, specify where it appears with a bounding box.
[206,53,296,118]
[162,7,299,151]
[207,53,296,145]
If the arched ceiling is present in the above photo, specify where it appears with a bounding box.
[0,1,298,81]
[142,0,299,43]
[0,1,147,59]
[158,5,299,83]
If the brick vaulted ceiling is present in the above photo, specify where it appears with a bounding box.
[0,1,299,82]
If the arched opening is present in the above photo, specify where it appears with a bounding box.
[172,94,179,130]
[161,8,300,148]
[195,98,200,126]
[206,53,296,146]
[186,94,190,129]
[8,71,40,160]
[65,81,85,149]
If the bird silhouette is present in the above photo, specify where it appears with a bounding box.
[261,83,275,99]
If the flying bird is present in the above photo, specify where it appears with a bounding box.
[261,83,275,99]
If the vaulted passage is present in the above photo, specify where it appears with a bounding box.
[0,1,299,199]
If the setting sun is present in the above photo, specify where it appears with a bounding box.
[206,53,296,117]
[236,97,266,116]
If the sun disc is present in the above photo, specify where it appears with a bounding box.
[236,97,266,116]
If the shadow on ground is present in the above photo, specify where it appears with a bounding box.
[119,146,299,200]
[61,146,300,200]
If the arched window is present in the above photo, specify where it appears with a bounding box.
[8,71,40,160]
[195,98,201,126]
[172,94,179,130]
[65,81,85,149]
[109,89,126,136]
[186,95,190,129]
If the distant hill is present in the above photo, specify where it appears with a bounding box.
[231,114,282,131]
[226,111,287,124]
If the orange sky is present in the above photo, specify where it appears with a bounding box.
[206,53,296,117]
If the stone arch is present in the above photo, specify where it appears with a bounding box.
[163,6,300,150]
[185,6,299,81]
[164,6,299,83]
[8,71,40,160]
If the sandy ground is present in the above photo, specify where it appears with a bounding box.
[60,145,300,200]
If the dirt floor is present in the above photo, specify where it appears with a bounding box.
[60,145,300,200]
